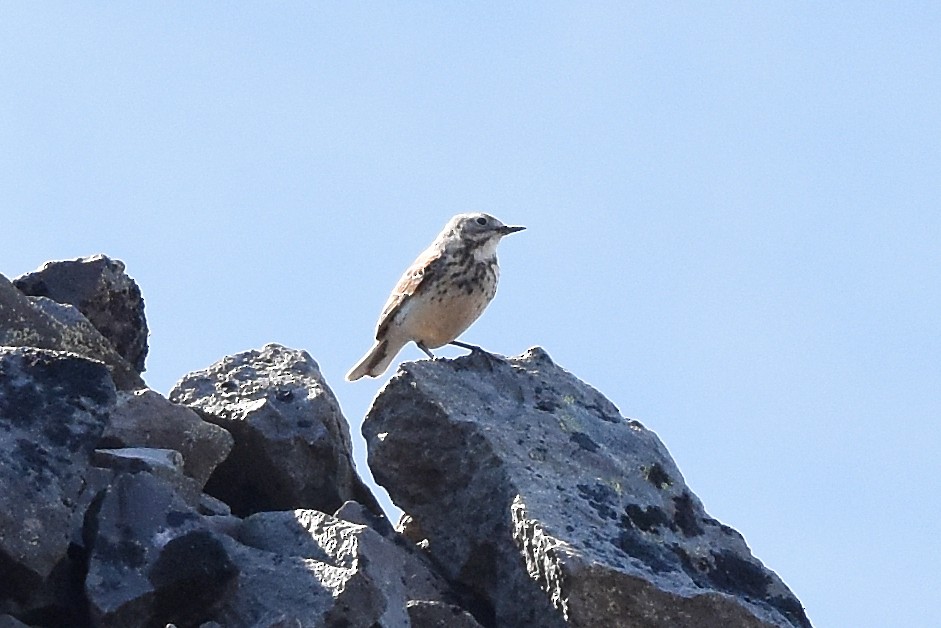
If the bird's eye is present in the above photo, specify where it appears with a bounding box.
[476,217,487,225]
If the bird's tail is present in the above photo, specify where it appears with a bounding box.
[346,338,403,381]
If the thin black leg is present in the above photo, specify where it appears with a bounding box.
[416,342,437,359]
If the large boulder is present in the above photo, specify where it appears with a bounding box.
[0,273,142,390]
[14,255,149,374]
[0,348,115,604]
[169,343,380,517]
[362,348,811,628]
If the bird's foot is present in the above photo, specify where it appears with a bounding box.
[449,340,484,353]
[449,341,503,372]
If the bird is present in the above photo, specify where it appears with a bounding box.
[347,212,525,381]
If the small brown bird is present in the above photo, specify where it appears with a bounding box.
[347,213,525,381]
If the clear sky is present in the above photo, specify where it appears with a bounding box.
[3,4,939,627]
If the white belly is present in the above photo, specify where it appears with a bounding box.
[398,265,498,348]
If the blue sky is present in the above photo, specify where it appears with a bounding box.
[3,4,939,627]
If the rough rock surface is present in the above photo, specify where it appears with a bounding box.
[169,343,380,517]
[100,388,234,487]
[85,472,387,627]
[84,472,230,627]
[363,348,811,628]
[406,600,484,628]
[0,273,142,390]
[239,508,457,626]
[0,347,115,601]
[0,256,812,628]
[14,255,149,373]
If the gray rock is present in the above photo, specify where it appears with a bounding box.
[362,347,811,628]
[0,615,31,628]
[239,509,458,627]
[212,539,385,628]
[406,601,484,628]
[13,255,149,373]
[0,273,142,390]
[335,499,395,537]
[85,471,389,627]
[100,388,234,488]
[85,472,235,627]
[0,347,115,601]
[169,343,380,517]
[199,493,234,518]
[93,446,185,472]
[92,447,202,506]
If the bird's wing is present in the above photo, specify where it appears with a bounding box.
[375,245,447,340]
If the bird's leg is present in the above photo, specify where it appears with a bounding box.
[416,342,437,360]
[449,340,484,353]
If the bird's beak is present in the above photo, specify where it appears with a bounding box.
[499,225,526,235]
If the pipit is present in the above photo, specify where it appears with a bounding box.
[347,213,525,381]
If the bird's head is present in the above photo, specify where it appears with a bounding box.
[448,213,526,245]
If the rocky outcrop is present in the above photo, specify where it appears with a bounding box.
[0,347,114,603]
[0,255,811,627]
[363,348,812,628]
[14,255,149,373]
[0,273,142,390]
[84,473,390,628]
[169,344,382,517]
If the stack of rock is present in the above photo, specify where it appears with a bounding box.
[0,255,811,627]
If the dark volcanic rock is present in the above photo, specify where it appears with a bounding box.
[169,343,380,517]
[0,273,143,390]
[85,472,385,627]
[91,447,202,506]
[406,600,484,628]
[100,388,234,488]
[14,255,149,373]
[212,538,385,627]
[85,472,236,628]
[0,614,30,628]
[0,347,115,602]
[239,508,457,626]
[362,347,811,628]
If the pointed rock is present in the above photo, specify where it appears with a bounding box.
[0,274,142,390]
[170,344,381,517]
[363,347,811,628]
[14,255,149,373]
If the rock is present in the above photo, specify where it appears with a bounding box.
[91,447,202,506]
[0,273,143,390]
[169,343,380,517]
[13,255,149,373]
[406,600,484,628]
[84,472,233,627]
[93,447,185,473]
[85,471,390,627]
[0,347,115,603]
[212,539,385,628]
[239,508,457,626]
[362,348,811,628]
[0,615,31,628]
[100,388,234,488]
[335,499,395,537]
